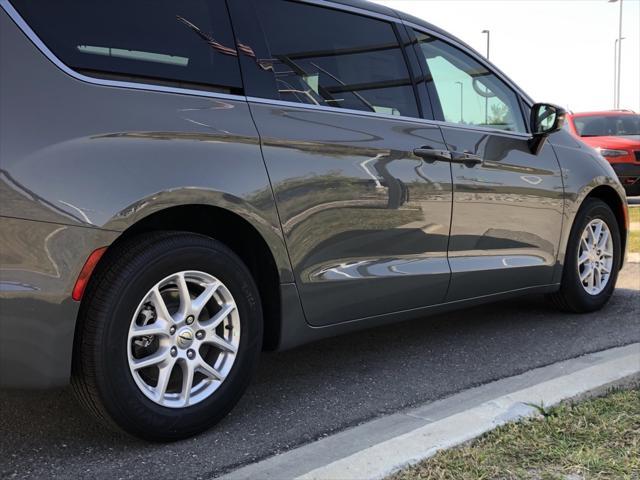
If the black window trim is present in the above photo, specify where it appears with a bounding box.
[252,0,424,120]
[408,25,530,135]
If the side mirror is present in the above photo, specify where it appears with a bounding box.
[529,103,567,155]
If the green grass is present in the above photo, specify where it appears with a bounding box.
[629,208,640,253]
[389,388,640,480]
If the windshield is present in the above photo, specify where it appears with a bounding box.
[574,114,640,137]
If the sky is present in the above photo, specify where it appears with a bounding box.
[371,0,640,113]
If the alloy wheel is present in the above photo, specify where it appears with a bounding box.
[127,271,240,408]
[577,219,614,295]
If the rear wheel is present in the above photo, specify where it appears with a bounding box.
[72,232,262,441]
[548,199,621,313]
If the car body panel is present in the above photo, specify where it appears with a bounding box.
[0,0,629,388]
[249,101,454,326]
[0,216,119,387]
[0,4,292,386]
[439,126,564,300]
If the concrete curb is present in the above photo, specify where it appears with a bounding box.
[220,343,640,480]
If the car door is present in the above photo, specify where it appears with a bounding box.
[408,28,565,301]
[229,0,453,326]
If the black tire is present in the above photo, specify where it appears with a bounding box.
[71,232,263,441]
[547,199,622,313]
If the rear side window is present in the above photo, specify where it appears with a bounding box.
[12,0,243,94]
[251,0,419,118]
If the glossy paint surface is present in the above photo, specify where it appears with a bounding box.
[440,126,565,300]
[0,8,289,386]
[250,102,453,325]
[0,1,628,389]
[0,217,118,387]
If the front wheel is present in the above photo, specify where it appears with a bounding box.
[548,199,622,313]
[71,232,263,441]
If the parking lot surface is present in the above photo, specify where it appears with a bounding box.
[1,263,638,480]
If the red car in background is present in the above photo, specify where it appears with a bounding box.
[565,110,640,197]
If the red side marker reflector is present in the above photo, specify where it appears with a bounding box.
[72,246,108,301]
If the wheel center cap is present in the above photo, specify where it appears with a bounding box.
[176,329,194,349]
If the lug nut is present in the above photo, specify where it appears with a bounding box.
[196,330,205,340]
[170,346,178,357]
[169,326,176,335]
[187,349,195,359]
[186,315,195,325]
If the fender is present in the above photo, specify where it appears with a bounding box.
[551,133,628,282]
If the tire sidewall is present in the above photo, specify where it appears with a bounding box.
[92,236,262,440]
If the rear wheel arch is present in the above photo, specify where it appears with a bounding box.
[75,204,284,353]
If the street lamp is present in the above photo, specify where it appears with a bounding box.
[482,30,490,124]
[613,37,625,107]
[609,0,624,109]
[455,81,464,123]
[482,29,490,59]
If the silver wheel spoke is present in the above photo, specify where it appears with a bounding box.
[130,318,170,338]
[579,265,592,282]
[597,229,609,249]
[592,222,603,246]
[151,287,173,322]
[181,361,195,405]
[132,349,169,370]
[577,251,589,265]
[197,358,226,381]
[206,303,235,330]
[128,270,240,408]
[204,334,238,354]
[155,358,176,401]
[191,280,221,317]
[176,272,192,319]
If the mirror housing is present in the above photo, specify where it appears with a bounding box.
[528,103,567,155]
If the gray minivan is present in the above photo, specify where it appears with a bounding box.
[0,0,628,440]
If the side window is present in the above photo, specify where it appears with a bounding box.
[12,0,243,94]
[413,31,526,133]
[252,0,420,118]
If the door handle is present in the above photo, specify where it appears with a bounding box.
[413,147,452,162]
[450,151,483,165]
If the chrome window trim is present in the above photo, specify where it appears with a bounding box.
[0,0,247,104]
[247,96,532,140]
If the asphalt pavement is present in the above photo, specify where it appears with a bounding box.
[1,263,638,480]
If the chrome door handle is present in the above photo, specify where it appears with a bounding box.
[450,151,483,165]
[413,147,452,162]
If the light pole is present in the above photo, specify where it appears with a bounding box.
[613,37,625,107]
[482,30,490,124]
[456,81,464,123]
[609,0,624,109]
[482,29,490,60]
